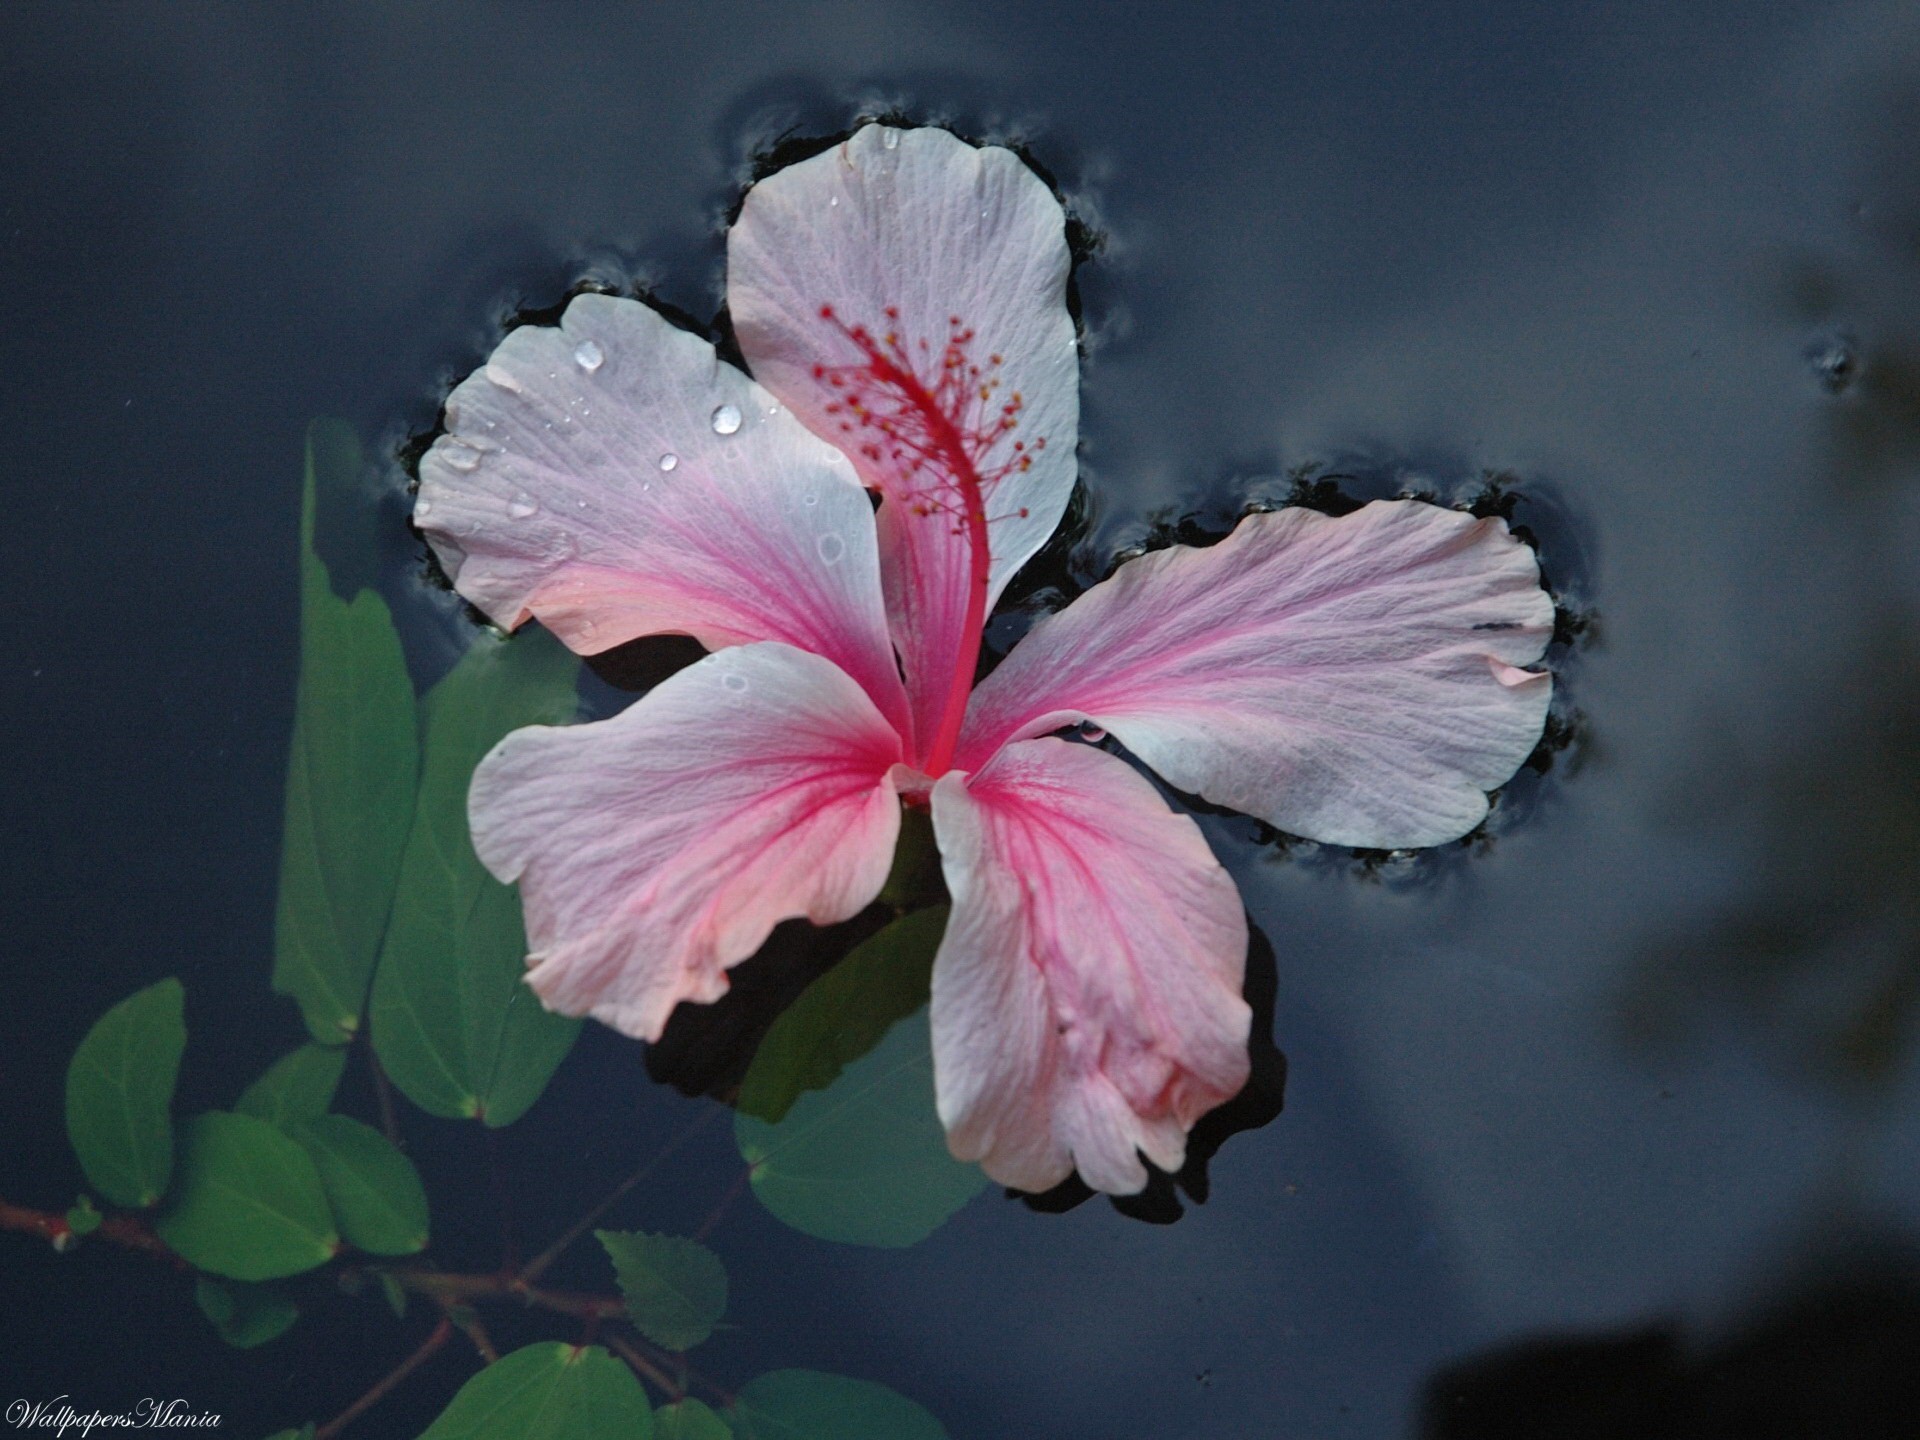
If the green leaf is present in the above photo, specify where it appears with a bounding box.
[417,1342,652,1439]
[290,1114,428,1255]
[378,1269,408,1318]
[272,420,419,1045]
[654,1400,731,1440]
[156,1112,339,1280]
[734,909,985,1247]
[195,1275,299,1349]
[65,1196,102,1237]
[736,908,949,1124]
[729,1371,946,1440]
[372,627,581,1126]
[65,977,187,1208]
[263,1429,314,1440]
[595,1230,727,1351]
[235,1044,348,1126]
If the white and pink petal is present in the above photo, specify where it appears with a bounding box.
[728,124,1079,762]
[415,293,907,732]
[928,738,1251,1195]
[957,499,1554,850]
[469,643,904,1042]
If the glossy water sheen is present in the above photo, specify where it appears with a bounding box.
[7,3,1920,1435]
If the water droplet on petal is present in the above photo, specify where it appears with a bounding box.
[508,497,537,519]
[414,497,433,518]
[710,403,742,435]
[816,533,846,565]
[882,128,900,150]
[573,339,604,372]
[829,195,840,208]
[802,492,819,507]
[659,453,679,472]
[442,445,480,473]
[721,672,749,694]
[484,363,523,394]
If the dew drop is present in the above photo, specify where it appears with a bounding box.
[442,445,480,473]
[508,497,538,519]
[816,533,846,565]
[659,452,679,472]
[573,339,604,373]
[710,403,742,435]
[483,363,523,394]
[882,128,900,151]
[414,497,433,518]
[802,492,819,507]
[721,672,749,694]
[829,195,840,208]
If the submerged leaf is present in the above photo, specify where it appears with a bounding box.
[371,627,581,1126]
[64,977,186,1208]
[596,1230,727,1351]
[653,1400,731,1440]
[195,1275,299,1349]
[735,908,984,1247]
[156,1112,338,1280]
[235,1043,347,1126]
[417,1342,653,1439]
[272,420,419,1044]
[290,1114,428,1255]
[729,1370,947,1440]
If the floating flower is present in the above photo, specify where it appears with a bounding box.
[413,125,1554,1195]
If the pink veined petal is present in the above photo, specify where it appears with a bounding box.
[469,643,904,1042]
[415,293,908,735]
[957,499,1555,849]
[928,738,1251,1195]
[728,123,1080,772]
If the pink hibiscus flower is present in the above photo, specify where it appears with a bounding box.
[412,124,1554,1195]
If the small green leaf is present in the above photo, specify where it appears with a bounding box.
[653,1400,731,1440]
[737,908,949,1124]
[235,1044,348,1126]
[65,1196,102,1237]
[65,977,187,1208]
[417,1342,653,1439]
[595,1230,727,1351]
[290,1114,428,1255]
[729,1371,946,1440]
[156,1112,338,1280]
[377,1269,408,1318]
[272,420,419,1045]
[372,627,581,1127]
[735,909,985,1247]
[195,1275,299,1348]
[263,1428,314,1440]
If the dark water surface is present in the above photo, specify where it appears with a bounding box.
[8,2,1920,1435]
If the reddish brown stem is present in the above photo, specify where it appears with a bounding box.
[315,1317,452,1439]
[605,1331,681,1398]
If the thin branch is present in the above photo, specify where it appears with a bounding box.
[517,1107,720,1285]
[605,1331,681,1398]
[314,1316,452,1440]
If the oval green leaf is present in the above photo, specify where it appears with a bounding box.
[654,1400,731,1440]
[417,1342,652,1439]
[235,1043,347,1126]
[372,628,581,1127]
[65,977,187,1208]
[735,909,985,1247]
[596,1230,727,1352]
[290,1114,428,1255]
[272,421,419,1044]
[195,1275,299,1349]
[729,1371,947,1440]
[156,1112,338,1280]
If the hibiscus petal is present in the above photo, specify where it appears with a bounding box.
[929,738,1251,1195]
[470,643,904,1042]
[415,293,907,731]
[957,500,1554,849]
[728,124,1079,764]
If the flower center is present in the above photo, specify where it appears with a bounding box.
[812,305,1044,775]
